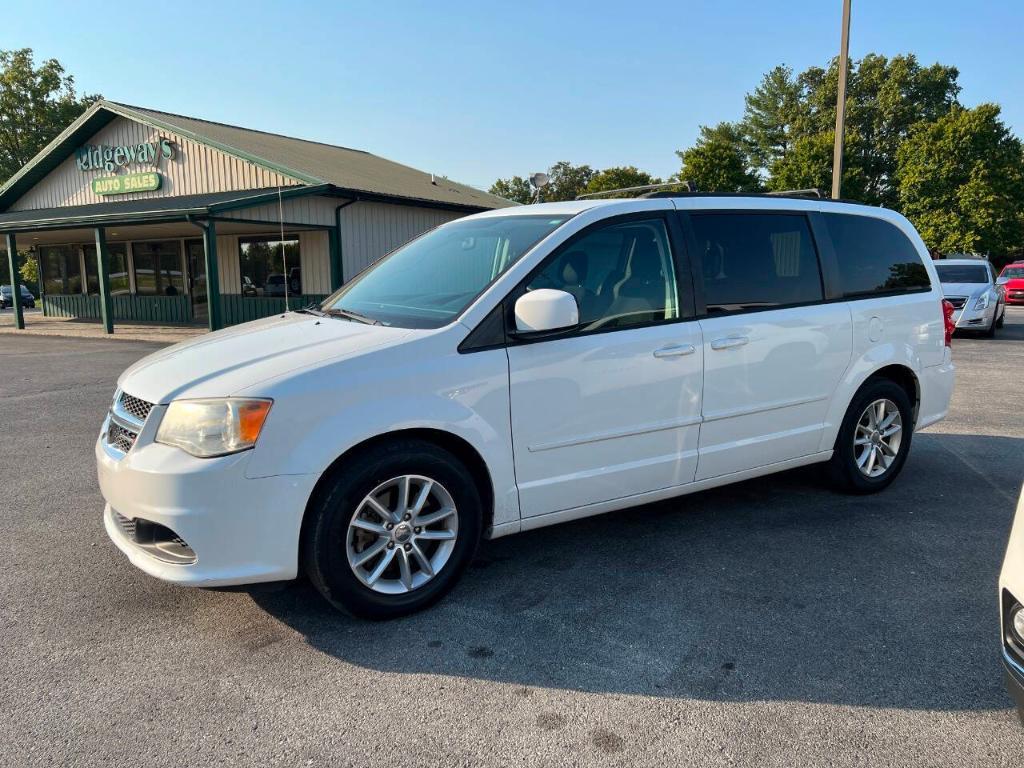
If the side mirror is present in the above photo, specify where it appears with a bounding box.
[514,289,579,333]
[997,276,1009,285]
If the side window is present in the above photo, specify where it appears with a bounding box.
[526,218,680,331]
[822,213,931,298]
[688,213,823,313]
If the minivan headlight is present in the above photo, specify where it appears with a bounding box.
[974,293,991,310]
[156,398,272,458]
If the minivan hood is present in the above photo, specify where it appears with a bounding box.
[118,313,415,403]
[941,282,988,298]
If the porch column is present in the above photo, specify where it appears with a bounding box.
[203,219,222,331]
[328,226,343,291]
[5,233,24,330]
[94,227,113,334]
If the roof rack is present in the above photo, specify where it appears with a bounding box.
[577,183,828,201]
[576,180,697,200]
[765,188,825,199]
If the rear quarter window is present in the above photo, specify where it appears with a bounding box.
[823,213,931,298]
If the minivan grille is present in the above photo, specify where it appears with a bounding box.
[107,421,138,454]
[104,390,154,457]
[118,392,153,422]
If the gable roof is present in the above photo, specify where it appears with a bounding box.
[0,100,514,213]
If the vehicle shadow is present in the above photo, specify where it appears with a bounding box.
[248,432,1023,711]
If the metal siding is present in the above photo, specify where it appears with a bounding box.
[11,117,303,211]
[339,202,462,280]
[217,234,240,294]
[299,231,330,294]
[231,195,336,227]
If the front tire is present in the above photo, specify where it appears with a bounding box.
[302,438,483,619]
[826,379,914,494]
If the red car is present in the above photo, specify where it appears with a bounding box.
[999,262,1024,305]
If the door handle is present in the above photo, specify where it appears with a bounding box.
[653,343,696,358]
[710,335,749,350]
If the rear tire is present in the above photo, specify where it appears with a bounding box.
[826,379,914,494]
[302,438,483,619]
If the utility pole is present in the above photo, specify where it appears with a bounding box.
[831,0,852,199]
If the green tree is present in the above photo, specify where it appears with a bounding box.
[20,254,39,292]
[0,49,100,186]
[897,103,1024,256]
[736,53,960,204]
[539,161,595,202]
[741,65,804,171]
[490,161,595,204]
[677,122,761,193]
[582,166,661,197]
[489,175,532,204]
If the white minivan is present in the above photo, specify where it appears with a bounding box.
[97,195,955,618]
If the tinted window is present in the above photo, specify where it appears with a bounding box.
[132,240,184,296]
[689,213,823,313]
[935,264,989,284]
[1002,267,1024,279]
[526,218,679,331]
[823,213,930,297]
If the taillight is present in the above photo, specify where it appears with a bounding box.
[942,299,955,347]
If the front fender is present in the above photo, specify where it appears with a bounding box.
[242,339,520,529]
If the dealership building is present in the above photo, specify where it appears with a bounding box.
[0,100,511,331]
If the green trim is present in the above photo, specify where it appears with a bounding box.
[94,227,113,333]
[202,219,222,331]
[328,226,342,290]
[205,183,331,214]
[0,210,202,232]
[321,187,493,214]
[5,233,24,329]
[212,215,332,230]
[219,294,330,326]
[43,293,193,323]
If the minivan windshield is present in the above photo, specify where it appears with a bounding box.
[322,214,569,328]
[935,264,989,284]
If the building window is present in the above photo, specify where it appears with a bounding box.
[239,236,301,297]
[40,245,82,295]
[83,243,130,295]
[132,240,184,296]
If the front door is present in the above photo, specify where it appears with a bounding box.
[186,239,207,324]
[507,215,704,518]
[684,211,852,480]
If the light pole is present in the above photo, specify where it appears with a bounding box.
[831,0,852,199]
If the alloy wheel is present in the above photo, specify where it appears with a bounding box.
[346,475,459,595]
[854,398,903,478]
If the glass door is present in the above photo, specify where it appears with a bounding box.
[186,239,207,324]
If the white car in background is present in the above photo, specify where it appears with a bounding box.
[935,258,1006,337]
[97,195,955,618]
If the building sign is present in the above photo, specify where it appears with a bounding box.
[76,138,175,173]
[91,172,162,196]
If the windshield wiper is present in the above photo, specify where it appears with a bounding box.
[293,306,326,317]
[325,307,381,325]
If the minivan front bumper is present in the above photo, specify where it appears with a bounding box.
[97,435,318,586]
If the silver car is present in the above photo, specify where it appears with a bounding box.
[935,258,1006,337]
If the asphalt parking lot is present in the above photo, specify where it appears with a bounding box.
[2,309,1023,767]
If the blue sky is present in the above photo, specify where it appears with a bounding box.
[2,0,1021,190]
